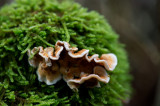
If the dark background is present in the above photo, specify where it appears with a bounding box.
[1,0,160,106]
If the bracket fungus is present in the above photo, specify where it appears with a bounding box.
[28,41,118,91]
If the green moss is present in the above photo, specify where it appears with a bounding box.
[0,0,132,105]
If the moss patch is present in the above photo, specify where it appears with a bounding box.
[0,0,132,105]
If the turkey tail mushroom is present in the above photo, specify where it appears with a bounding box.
[28,40,118,91]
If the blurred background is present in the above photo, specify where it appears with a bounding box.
[0,0,160,106]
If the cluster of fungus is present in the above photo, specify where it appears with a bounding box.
[28,41,118,91]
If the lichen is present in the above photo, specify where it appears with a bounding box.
[0,0,132,105]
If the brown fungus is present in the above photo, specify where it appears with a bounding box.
[28,41,118,91]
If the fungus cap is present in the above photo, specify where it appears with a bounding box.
[28,41,118,91]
